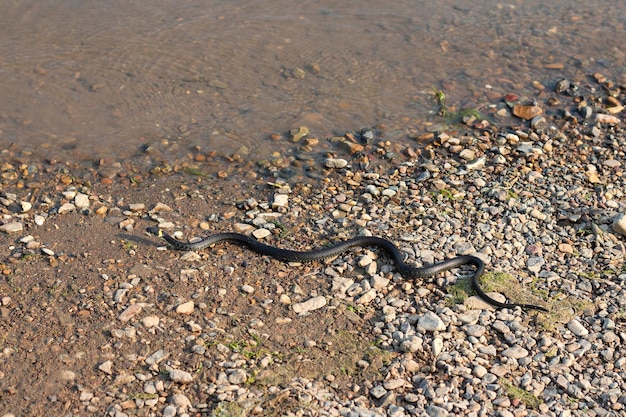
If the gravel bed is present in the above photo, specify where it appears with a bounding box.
[0,75,625,417]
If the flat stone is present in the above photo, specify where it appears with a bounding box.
[145,350,169,365]
[465,156,486,171]
[272,193,289,208]
[356,289,377,304]
[227,369,248,384]
[370,385,387,399]
[324,158,348,169]
[0,222,23,234]
[98,360,113,374]
[252,228,271,239]
[465,324,486,338]
[513,104,543,120]
[426,405,449,417]
[141,316,160,328]
[169,369,193,384]
[118,304,142,322]
[58,202,76,214]
[176,301,194,315]
[417,311,446,332]
[383,378,406,390]
[502,346,529,359]
[292,296,326,313]
[527,256,545,273]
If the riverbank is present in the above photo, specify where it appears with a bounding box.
[0,74,625,417]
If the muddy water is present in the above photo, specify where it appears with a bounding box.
[0,0,624,167]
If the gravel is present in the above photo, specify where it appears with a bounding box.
[1,75,626,416]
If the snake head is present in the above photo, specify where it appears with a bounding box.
[146,226,162,237]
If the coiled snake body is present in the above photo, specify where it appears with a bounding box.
[146,226,546,311]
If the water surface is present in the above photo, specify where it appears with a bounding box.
[1,0,624,165]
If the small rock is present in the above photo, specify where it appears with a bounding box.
[465,156,486,171]
[128,203,146,212]
[292,296,326,313]
[417,311,446,332]
[465,324,486,338]
[0,222,23,234]
[356,289,377,305]
[527,256,545,273]
[142,316,160,328]
[58,202,76,214]
[99,361,113,375]
[370,385,387,399]
[169,369,193,384]
[612,213,626,236]
[145,350,169,365]
[272,193,289,209]
[502,346,529,359]
[426,405,449,417]
[20,202,32,213]
[240,284,255,294]
[162,405,177,417]
[34,215,45,226]
[118,304,142,322]
[595,113,620,124]
[227,369,248,384]
[169,393,191,409]
[58,370,76,381]
[567,319,589,337]
[176,301,194,315]
[383,378,406,390]
[513,104,543,120]
[74,193,90,208]
[324,158,348,169]
[252,228,271,239]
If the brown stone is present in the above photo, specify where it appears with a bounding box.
[513,105,543,120]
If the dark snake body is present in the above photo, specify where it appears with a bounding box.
[146,226,546,311]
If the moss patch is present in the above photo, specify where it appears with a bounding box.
[498,378,542,409]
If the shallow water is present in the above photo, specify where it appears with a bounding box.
[0,0,624,166]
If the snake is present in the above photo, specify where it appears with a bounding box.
[146,226,547,312]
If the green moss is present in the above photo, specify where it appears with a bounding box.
[498,378,542,409]
[213,401,246,417]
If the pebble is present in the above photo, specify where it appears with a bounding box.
[58,202,76,214]
[34,215,45,226]
[169,369,193,384]
[240,284,255,294]
[227,369,248,384]
[567,319,589,337]
[99,361,113,374]
[74,193,90,208]
[417,311,446,332]
[142,316,160,328]
[0,222,23,234]
[501,346,529,359]
[370,385,387,399]
[292,296,326,313]
[272,193,289,208]
[611,213,626,236]
[252,228,271,239]
[324,158,348,169]
[176,301,194,315]
[169,393,191,409]
[118,304,142,322]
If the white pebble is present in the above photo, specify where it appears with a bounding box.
[252,228,271,239]
[292,296,326,313]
